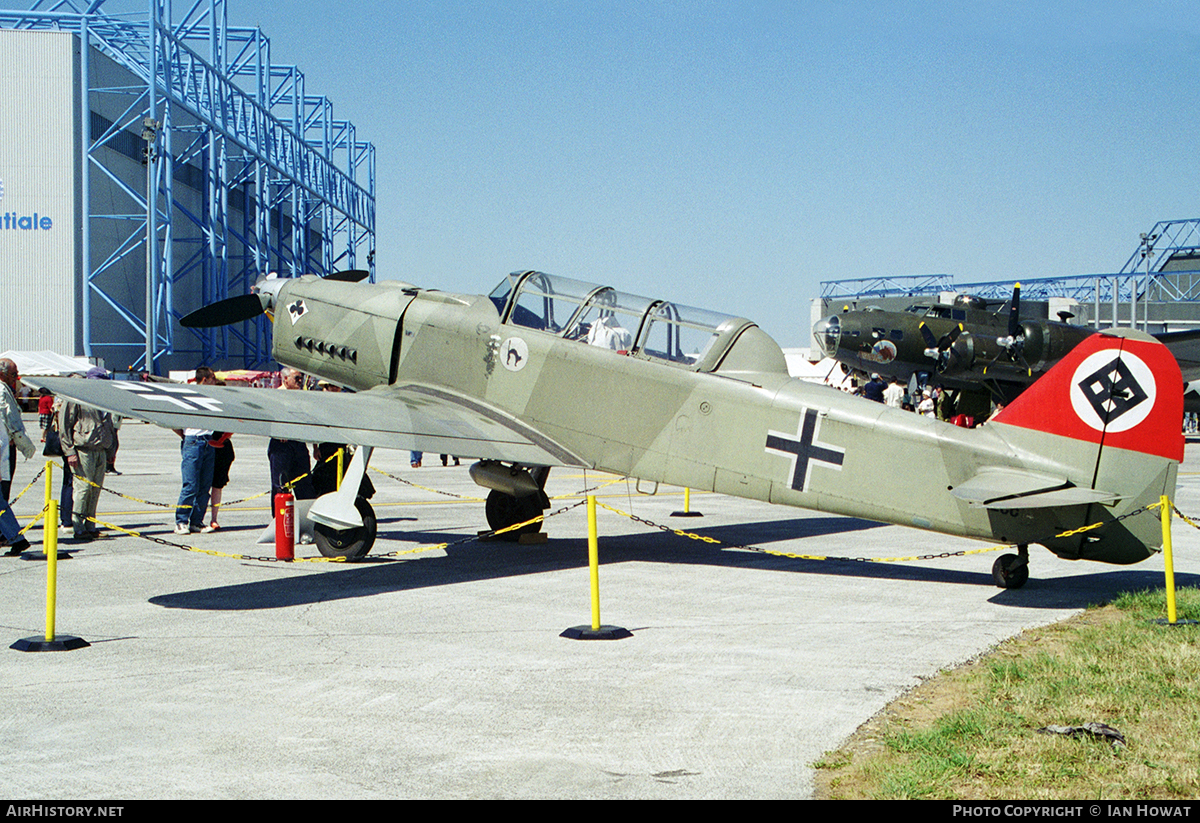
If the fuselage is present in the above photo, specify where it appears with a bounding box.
[271,272,1174,563]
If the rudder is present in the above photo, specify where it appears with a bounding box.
[993,329,1181,563]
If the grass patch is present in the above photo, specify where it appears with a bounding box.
[814,587,1200,800]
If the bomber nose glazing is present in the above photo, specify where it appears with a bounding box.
[813,315,841,358]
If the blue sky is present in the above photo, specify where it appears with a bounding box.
[233,1,1199,346]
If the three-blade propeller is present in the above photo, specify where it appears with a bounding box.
[984,283,1032,376]
[919,321,966,373]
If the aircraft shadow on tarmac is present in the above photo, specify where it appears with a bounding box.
[148,513,1200,613]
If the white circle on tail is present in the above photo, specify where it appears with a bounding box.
[1069,349,1156,433]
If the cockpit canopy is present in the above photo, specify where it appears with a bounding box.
[489,270,782,374]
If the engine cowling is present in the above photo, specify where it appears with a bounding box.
[939,332,975,374]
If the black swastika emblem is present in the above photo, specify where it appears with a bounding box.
[1077,356,1148,425]
[765,408,845,493]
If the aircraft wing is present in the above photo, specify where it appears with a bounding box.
[27,377,587,468]
[949,467,1118,509]
[1155,328,1200,382]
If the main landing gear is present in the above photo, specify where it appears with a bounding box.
[485,490,544,538]
[992,544,1030,589]
[313,497,377,560]
[473,462,552,540]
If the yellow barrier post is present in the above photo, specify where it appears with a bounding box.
[671,486,703,518]
[11,496,90,652]
[560,494,631,641]
[45,499,57,640]
[588,494,601,630]
[1162,495,1177,625]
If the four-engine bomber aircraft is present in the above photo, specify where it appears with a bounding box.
[32,270,1183,588]
[814,284,1200,405]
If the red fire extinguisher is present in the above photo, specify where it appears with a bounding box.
[275,492,294,560]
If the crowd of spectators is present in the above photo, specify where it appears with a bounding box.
[842,372,997,428]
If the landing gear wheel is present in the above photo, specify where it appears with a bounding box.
[485,490,543,539]
[992,552,1029,589]
[314,497,376,560]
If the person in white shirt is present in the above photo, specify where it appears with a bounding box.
[173,367,218,535]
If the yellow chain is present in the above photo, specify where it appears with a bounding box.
[595,500,1163,564]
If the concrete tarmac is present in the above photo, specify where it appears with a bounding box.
[3,418,1200,799]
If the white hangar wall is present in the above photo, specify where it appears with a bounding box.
[0,28,321,371]
[0,29,80,356]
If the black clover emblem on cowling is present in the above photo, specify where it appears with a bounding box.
[1077,356,1148,425]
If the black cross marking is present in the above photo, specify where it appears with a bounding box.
[765,408,845,492]
[115,382,224,412]
[1077,356,1147,425]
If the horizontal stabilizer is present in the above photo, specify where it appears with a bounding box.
[950,468,1118,509]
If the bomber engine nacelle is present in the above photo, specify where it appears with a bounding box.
[938,331,975,374]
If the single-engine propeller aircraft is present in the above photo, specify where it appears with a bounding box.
[32,270,1184,589]
[814,284,1200,406]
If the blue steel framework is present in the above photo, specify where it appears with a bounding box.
[819,274,954,301]
[821,219,1200,330]
[0,0,376,371]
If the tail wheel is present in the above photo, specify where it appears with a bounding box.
[485,491,543,539]
[992,551,1029,589]
[314,497,376,560]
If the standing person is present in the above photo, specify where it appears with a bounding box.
[883,378,905,408]
[203,381,234,534]
[268,367,315,501]
[0,359,35,500]
[47,392,74,535]
[936,386,956,421]
[0,359,35,555]
[59,367,117,541]
[106,415,123,475]
[861,373,887,403]
[311,381,346,497]
[917,389,936,418]
[37,388,54,441]
[173,367,218,535]
[203,430,234,533]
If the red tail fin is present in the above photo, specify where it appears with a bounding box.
[993,330,1183,462]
